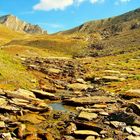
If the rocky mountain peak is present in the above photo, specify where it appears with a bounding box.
[0,14,47,34]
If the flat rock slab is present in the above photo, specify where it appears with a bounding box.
[73,130,99,137]
[78,111,98,121]
[126,135,140,140]
[121,89,140,99]
[5,89,36,101]
[102,76,125,82]
[104,70,120,74]
[110,121,126,128]
[31,89,58,100]
[92,104,107,109]
[132,126,140,134]
[64,96,116,105]
[74,121,103,133]
[67,83,93,91]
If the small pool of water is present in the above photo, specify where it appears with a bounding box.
[49,102,76,113]
[49,102,68,112]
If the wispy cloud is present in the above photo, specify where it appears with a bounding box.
[115,0,132,5]
[33,0,105,11]
[33,0,133,11]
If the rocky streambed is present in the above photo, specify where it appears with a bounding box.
[0,57,140,140]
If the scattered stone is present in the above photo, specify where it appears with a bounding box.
[110,121,126,128]
[132,130,140,136]
[104,70,120,74]
[0,133,12,140]
[78,111,98,121]
[17,124,26,139]
[92,104,107,109]
[85,136,96,140]
[104,138,114,140]
[100,130,107,135]
[132,126,140,134]
[73,130,99,137]
[128,103,140,116]
[102,76,125,82]
[66,123,77,134]
[124,126,133,134]
[107,111,135,124]
[74,121,103,133]
[76,107,104,113]
[0,121,5,128]
[76,78,87,84]
[47,68,61,74]
[99,112,109,116]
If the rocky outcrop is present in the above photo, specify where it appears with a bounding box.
[0,14,47,34]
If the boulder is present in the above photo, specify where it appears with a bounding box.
[78,111,98,121]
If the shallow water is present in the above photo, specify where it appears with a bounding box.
[49,102,68,111]
[49,102,76,113]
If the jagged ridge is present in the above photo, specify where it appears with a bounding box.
[0,14,47,34]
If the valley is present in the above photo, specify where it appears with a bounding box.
[0,8,140,140]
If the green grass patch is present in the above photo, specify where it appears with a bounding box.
[0,50,37,90]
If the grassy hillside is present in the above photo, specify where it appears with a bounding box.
[0,50,37,89]
[4,35,87,57]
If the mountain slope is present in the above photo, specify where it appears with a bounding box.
[0,15,46,34]
[58,8,140,38]
[0,24,25,45]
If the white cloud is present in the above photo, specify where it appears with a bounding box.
[33,0,106,11]
[33,0,74,11]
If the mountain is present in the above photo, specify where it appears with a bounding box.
[0,14,47,34]
[58,8,140,38]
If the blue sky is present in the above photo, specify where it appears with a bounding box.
[0,0,140,33]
